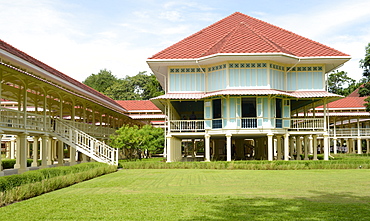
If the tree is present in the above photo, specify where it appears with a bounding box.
[360,43,370,80]
[83,70,164,100]
[359,43,370,111]
[327,70,356,96]
[110,124,164,160]
[83,69,119,93]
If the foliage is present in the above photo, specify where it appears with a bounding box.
[0,162,116,206]
[119,155,370,170]
[327,70,357,96]
[84,70,164,100]
[1,159,39,169]
[110,124,164,160]
[0,162,115,192]
[360,42,370,79]
[1,169,369,220]
[82,69,119,93]
[358,43,370,111]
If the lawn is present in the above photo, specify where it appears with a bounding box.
[0,169,369,220]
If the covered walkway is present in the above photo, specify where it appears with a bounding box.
[0,39,138,175]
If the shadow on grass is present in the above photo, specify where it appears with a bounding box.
[181,191,370,221]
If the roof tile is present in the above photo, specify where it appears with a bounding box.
[149,12,349,59]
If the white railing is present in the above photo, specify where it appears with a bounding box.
[291,118,324,130]
[0,108,49,131]
[170,120,205,132]
[53,119,118,165]
[241,118,257,128]
[0,108,118,165]
[329,128,370,137]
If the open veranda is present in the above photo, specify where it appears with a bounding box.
[1,157,370,220]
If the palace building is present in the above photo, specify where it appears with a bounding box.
[147,12,350,162]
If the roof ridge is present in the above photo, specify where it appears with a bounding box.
[201,25,238,57]
[234,12,350,57]
[241,22,290,54]
[149,12,242,59]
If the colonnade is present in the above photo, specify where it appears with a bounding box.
[0,133,85,175]
[165,132,336,162]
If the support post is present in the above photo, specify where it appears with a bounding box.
[357,137,362,154]
[296,136,302,160]
[40,135,49,169]
[333,138,337,154]
[0,130,4,176]
[58,140,64,166]
[313,135,318,160]
[69,145,77,166]
[267,133,273,161]
[276,135,282,160]
[226,133,232,162]
[304,136,309,160]
[323,133,329,161]
[17,133,29,174]
[204,134,211,162]
[166,135,172,162]
[31,137,39,167]
[284,133,290,161]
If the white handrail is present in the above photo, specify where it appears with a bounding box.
[53,119,118,165]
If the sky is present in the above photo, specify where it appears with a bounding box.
[0,0,369,82]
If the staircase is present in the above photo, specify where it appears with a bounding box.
[52,119,118,165]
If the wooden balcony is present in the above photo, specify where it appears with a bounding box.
[290,118,324,130]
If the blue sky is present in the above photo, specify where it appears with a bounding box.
[0,0,369,82]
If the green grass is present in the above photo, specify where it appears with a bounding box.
[0,169,369,220]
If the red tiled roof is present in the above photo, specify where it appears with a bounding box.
[325,97,366,109]
[116,100,160,111]
[0,39,124,112]
[318,86,366,109]
[149,12,349,60]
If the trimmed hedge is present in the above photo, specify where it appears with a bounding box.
[0,162,116,192]
[119,158,370,170]
[1,159,41,169]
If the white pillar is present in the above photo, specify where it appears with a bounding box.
[367,139,370,154]
[284,133,290,161]
[204,134,211,162]
[14,136,21,169]
[31,137,39,167]
[166,135,172,162]
[357,137,362,154]
[47,138,55,165]
[304,136,309,160]
[226,133,232,162]
[323,133,329,161]
[290,136,295,159]
[69,145,77,166]
[333,138,337,154]
[267,133,273,161]
[296,136,302,160]
[10,136,16,159]
[58,140,64,166]
[313,135,318,160]
[352,139,356,154]
[276,135,282,160]
[17,133,29,174]
[40,135,49,169]
[0,130,4,176]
